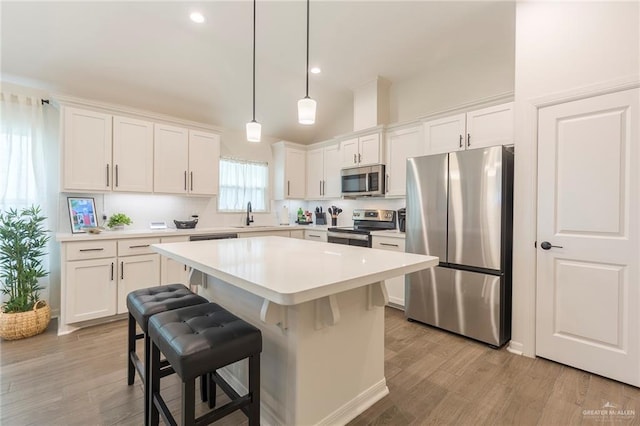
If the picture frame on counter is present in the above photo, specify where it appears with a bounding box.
[67,197,98,233]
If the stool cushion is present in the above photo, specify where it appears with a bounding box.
[148,303,262,380]
[127,284,208,331]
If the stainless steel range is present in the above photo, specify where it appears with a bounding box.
[327,209,396,247]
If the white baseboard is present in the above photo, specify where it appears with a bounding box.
[507,340,524,356]
[317,378,389,426]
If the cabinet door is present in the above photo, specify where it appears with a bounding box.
[305,230,328,242]
[154,124,189,194]
[66,258,117,323]
[189,130,220,195]
[372,237,406,308]
[306,148,324,199]
[289,230,305,239]
[358,133,381,166]
[466,102,514,150]
[63,107,112,191]
[285,149,306,199]
[112,116,154,192]
[160,236,190,286]
[386,126,423,197]
[340,137,359,168]
[423,113,466,155]
[117,254,160,314]
[323,144,342,198]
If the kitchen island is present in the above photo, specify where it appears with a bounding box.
[152,236,438,425]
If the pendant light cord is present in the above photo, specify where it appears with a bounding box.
[305,0,310,98]
[252,0,256,121]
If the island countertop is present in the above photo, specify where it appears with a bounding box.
[152,236,438,306]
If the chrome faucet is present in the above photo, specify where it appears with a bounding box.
[246,202,254,226]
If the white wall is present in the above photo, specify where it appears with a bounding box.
[511,1,640,356]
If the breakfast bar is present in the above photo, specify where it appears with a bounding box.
[152,236,438,425]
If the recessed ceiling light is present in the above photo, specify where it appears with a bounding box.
[190,12,205,23]
[310,67,321,74]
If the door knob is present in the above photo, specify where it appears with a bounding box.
[540,241,563,250]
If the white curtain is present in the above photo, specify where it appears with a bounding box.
[0,92,49,302]
[218,158,268,211]
[0,92,46,210]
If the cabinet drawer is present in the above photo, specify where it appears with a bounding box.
[372,236,405,252]
[66,240,117,261]
[305,230,328,242]
[118,238,160,256]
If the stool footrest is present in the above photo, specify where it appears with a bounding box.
[135,332,144,340]
[195,395,251,426]
[152,393,177,426]
[130,352,144,382]
[212,372,250,417]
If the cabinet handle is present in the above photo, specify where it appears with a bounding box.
[184,171,187,191]
[380,242,399,248]
[459,134,463,148]
[115,164,119,187]
[120,261,124,280]
[129,244,150,249]
[467,133,471,147]
[106,164,110,187]
[190,171,193,191]
[386,174,389,193]
[184,265,187,271]
[358,153,361,163]
[353,154,357,164]
[110,262,114,281]
[322,180,325,196]
[79,248,104,252]
[309,234,320,238]
[287,181,290,196]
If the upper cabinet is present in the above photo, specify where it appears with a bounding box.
[272,141,306,200]
[385,125,424,197]
[340,131,383,168]
[153,124,220,196]
[423,102,514,155]
[62,107,113,192]
[306,143,341,200]
[61,104,220,195]
[112,116,154,192]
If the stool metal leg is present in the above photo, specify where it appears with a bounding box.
[127,313,136,386]
[181,378,196,426]
[248,354,261,426]
[149,341,161,426]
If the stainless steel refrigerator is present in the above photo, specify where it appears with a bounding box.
[405,146,514,347]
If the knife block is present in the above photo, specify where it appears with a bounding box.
[315,213,326,225]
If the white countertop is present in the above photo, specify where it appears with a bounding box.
[56,224,329,242]
[152,236,437,306]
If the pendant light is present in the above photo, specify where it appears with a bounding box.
[246,0,261,142]
[297,0,316,125]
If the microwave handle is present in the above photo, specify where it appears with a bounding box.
[365,172,369,192]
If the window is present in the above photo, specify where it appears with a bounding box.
[218,158,268,212]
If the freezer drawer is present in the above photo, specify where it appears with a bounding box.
[405,266,510,346]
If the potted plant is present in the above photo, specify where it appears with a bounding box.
[0,205,51,340]
[107,213,132,230]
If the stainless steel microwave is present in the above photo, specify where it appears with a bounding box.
[341,164,385,197]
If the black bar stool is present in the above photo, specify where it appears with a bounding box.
[126,284,208,425]
[148,302,262,426]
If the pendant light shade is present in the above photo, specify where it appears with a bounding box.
[297,97,316,125]
[246,0,260,142]
[246,120,261,142]
[298,0,315,125]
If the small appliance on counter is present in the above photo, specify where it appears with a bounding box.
[397,208,406,232]
[173,215,198,229]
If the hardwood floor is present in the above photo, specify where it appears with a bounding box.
[1,308,638,425]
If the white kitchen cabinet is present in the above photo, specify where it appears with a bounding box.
[160,236,190,286]
[423,102,514,155]
[112,115,154,193]
[340,132,382,168]
[62,106,113,192]
[272,141,306,200]
[239,230,293,238]
[65,257,117,323]
[385,125,423,197]
[372,235,406,308]
[290,230,304,239]
[306,143,341,200]
[304,229,328,242]
[154,125,220,195]
[116,253,160,314]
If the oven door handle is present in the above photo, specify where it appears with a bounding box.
[327,231,370,242]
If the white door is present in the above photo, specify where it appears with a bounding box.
[385,126,423,197]
[154,123,188,194]
[536,88,639,387]
[306,148,324,199]
[112,116,154,192]
[340,137,359,168]
[358,133,381,165]
[188,130,220,195]
[423,113,466,155]
[117,254,160,314]
[323,144,342,198]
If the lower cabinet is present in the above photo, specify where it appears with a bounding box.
[372,235,406,309]
[160,236,190,285]
[65,257,117,323]
[304,229,328,242]
[116,253,160,314]
[239,230,293,238]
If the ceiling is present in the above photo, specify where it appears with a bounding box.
[1,1,515,144]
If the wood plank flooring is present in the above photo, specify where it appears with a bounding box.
[1,308,638,425]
